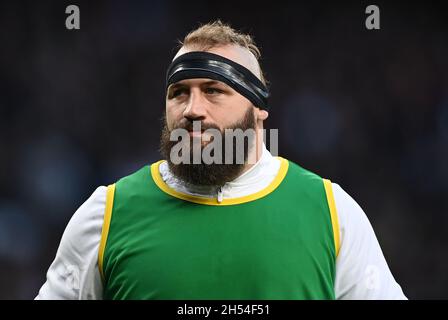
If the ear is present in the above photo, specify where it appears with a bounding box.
[255,108,269,121]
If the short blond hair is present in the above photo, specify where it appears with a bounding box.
[179,20,267,85]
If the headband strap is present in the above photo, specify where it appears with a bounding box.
[166,51,270,110]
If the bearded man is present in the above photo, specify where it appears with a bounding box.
[36,21,406,300]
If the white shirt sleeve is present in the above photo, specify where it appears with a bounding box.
[35,186,106,300]
[332,183,407,300]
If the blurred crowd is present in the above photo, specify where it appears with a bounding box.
[0,0,447,299]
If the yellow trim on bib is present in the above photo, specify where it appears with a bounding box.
[98,183,116,282]
[150,157,289,206]
[323,179,341,257]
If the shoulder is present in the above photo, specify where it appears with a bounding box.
[114,165,154,189]
[330,182,373,235]
[61,186,108,251]
[282,158,324,183]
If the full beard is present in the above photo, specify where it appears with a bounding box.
[159,107,256,187]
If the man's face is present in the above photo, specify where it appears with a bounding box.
[161,44,263,186]
[165,44,261,136]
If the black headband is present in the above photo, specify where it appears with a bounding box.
[166,51,270,110]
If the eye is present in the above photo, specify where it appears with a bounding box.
[204,87,223,95]
[169,88,189,99]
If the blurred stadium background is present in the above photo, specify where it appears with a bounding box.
[0,0,447,299]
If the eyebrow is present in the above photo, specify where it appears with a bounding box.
[201,80,223,87]
[168,80,226,91]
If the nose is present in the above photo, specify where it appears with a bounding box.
[183,89,207,122]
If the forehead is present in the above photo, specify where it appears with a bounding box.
[174,44,261,80]
[169,78,229,88]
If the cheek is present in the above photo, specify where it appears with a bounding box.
[213,96,251,123]
[165,103,182,129]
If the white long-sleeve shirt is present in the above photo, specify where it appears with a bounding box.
[36,145,407,300]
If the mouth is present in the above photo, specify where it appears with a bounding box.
[188,130,203,138]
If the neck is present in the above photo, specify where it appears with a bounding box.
[237,127,265,176]
[158,142,281,200]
